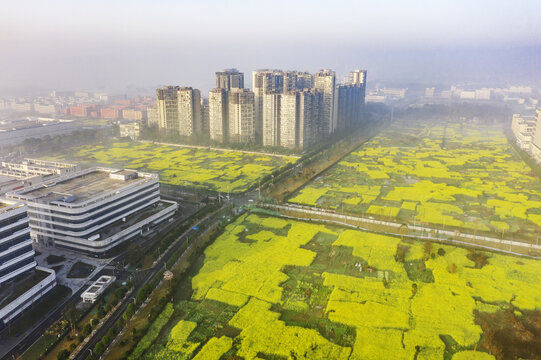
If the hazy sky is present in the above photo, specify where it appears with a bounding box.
[1,0,540,95]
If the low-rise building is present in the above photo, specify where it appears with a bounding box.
[0,118,77,148]
[100,108,121,120]
[122,109,145,121]
[0,159,77,195]
[81,275,115,303]
[33,103,59,115]
[147,105,159,127]
[530,108,541,163]
[7,168,178,255]
[119,122,141,140]
[511,113,536,151]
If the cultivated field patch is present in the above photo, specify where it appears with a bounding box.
[289,119,541,240]
[130,214,541,359]
[46,142,296,192]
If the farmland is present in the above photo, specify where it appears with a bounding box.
[45,142,296,193]
[289,119,541,241]
[128,213,541,359]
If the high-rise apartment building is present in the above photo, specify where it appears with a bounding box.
[298,89,324,149]
[208,88,228,142]
[282,71,298,93]
[216,69,244,91]
[156,86,202,136]
[156,86,180,130]
[228,88,255,143]
[262,93,281,147]
[278,89,324,150]
[279,92,298,149]
[349,69,367,86]
[177,87,202,136]
[201,98,210,137]
[314,69,336,135]
[334,84,363,130]
[155,68,366,150]
[253,70,284,140]
[295,72,315,90]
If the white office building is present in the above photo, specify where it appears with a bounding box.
[511,113,536,151]
[0,200,34,285]
[0,199,56,328]
[7,168,178,255]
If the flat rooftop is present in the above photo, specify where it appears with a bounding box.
[82,275,114,297]
[0,174,17,183]
[0,269,48,308]
[16,170,148,204]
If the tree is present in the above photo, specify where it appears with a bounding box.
[423,242,433,260]
[57,349,70,360]
[123,303,135,321]
[63,305,78,336]
[136,284,151,305]
[396,244,408,263]
[93,342,105,355]
[82,323,92,337]
[97,308,106,319]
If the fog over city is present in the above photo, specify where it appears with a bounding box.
[3,1,541,360]
[1,0,540,95]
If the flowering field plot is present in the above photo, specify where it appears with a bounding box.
[47,142,295,192]
[131,214,541,359]
[289,119,541,240]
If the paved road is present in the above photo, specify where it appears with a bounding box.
[72,205,228,360]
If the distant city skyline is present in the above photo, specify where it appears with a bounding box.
[1,0,540,94]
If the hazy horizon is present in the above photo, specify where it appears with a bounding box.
[1,0,540,96]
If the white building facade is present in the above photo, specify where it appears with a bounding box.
[0,200,56,328]
[0,200,34,285]
[7,168,178,255]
